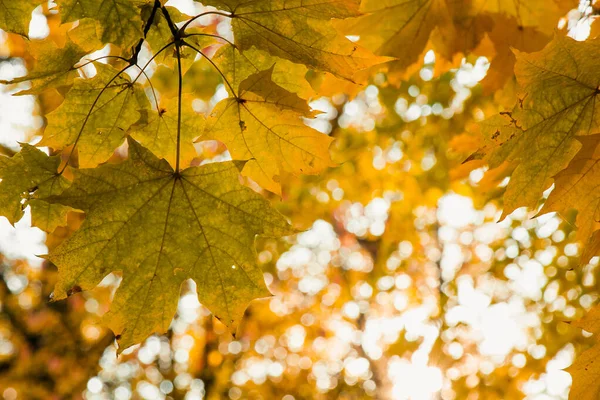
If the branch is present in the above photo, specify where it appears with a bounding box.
[130,0,161,65]
[179,10,232,34]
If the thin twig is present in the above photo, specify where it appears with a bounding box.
[181,32,234,46]
[179,10,232,33]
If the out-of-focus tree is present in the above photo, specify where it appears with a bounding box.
[0,255,113,399]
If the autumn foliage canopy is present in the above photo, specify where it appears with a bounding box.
[2,0,600,399]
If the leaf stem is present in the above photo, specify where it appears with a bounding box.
[161,5,180,37]
[179,10,232,34]
[60,41,174,174]
[175,40,183,173]
[130,41,175,85]
[181,32,234,47]
[75,55,130,70]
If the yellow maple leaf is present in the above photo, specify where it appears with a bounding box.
[203,0,386,80]
[40,63,150,168]
[542,135,600,262]
[204,67,334,194]
[566,305,600,400]
[1,38,89,95]
[55,0,152,49]
[478,35,600,218]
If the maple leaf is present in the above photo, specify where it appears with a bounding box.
[202,0,385,80]
[473,0,575,35]
[542,135,600,262]
[478,35,600,217]
[40,63,150,168]
[55,0,152,49]
[466,112,523,169]
[48,138,292,350]
[339,0,488,73]
[0,0,44,37]
[339,0,576,84]
[566,306,600,400]
[210,44,314,99]
[146,7,204,72]
[66,18,105,53]
[205,67,334,194]
[0,144,70,233]
[129,95,204,168]
[479,14,550,92]
[1,38,88,95]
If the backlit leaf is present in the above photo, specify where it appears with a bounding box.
[205,67,334,194]
[0,144,70,232]
[48,138,292,350]
[203,0,385,80]
[40,63,150,167]
[0,0,44,37]
[211,44,314,99]
[56,0,152,49]
[129,95,204,168]
[1,38,88,95]
[567,306,600,400]
[542,135,600,262]
[479,35,600,217]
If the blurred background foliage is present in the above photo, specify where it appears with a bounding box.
[1,1,600,399]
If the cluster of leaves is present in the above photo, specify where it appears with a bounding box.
[81,81,597,399]
[0,0,389,352]
[443,4,600,395]
[4,0,600,398]
[467,35,600,262]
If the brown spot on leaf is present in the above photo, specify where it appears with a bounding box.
[67,285,82,296]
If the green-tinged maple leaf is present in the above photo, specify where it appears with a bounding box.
[1,39,88,95]
[541,135,600,261]
[145,7,177,63]
[67,18,105,53]
[0,144,70,232]
[467,111,523,168]
[129,95,204,168]
[48,138,292,350]
[479,35,600,217]
[204,67,334,194]
[203,0,385,80]
[210,44,314,99]
[0,0,44,37]
[56,0,151,49]
[339,0,437,72]
[40,63,149,168]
